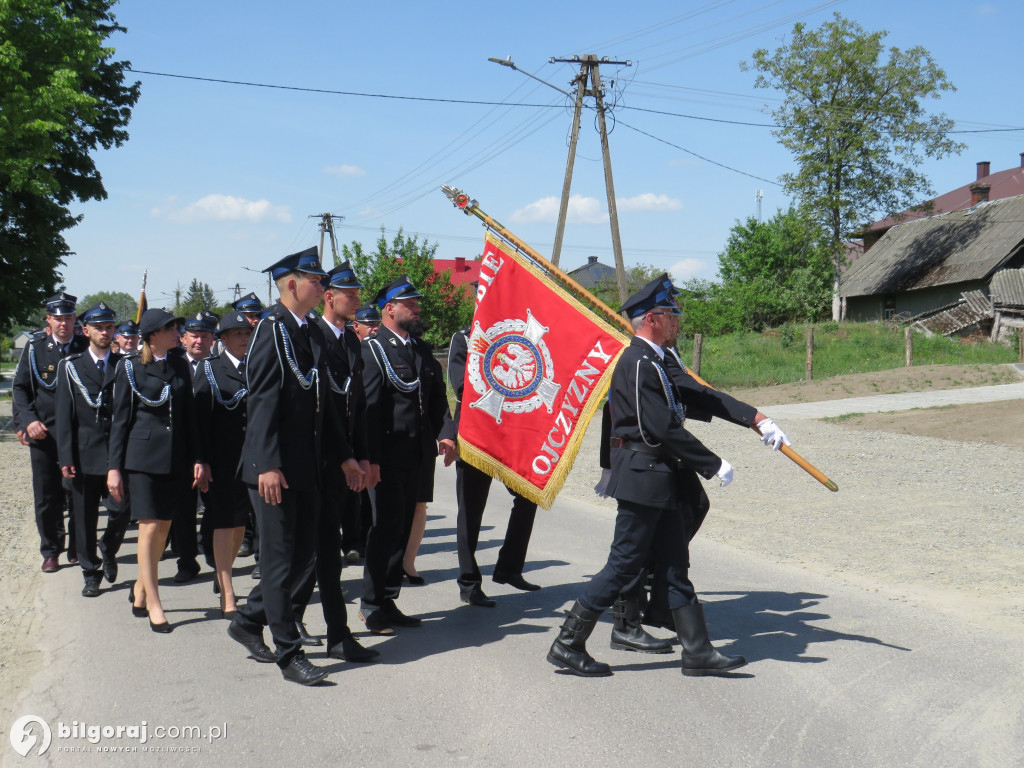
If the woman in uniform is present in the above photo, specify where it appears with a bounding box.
[107,309,208,633]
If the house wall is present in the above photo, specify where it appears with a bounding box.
[845,279,990,322]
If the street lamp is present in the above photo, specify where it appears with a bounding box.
[487,56,573,98]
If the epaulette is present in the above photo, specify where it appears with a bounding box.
[65,352,84,362]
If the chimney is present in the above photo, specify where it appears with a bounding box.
[976,161,990,180]
[455,256,465,272]
[969,182,991,205]
[588,256,598,264]
[1020,152,1024,168]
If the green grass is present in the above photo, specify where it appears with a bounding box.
[676,322,1019,390]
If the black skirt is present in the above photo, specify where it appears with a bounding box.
[416,453,437,504]
[127,471,193,522]
[202,477,251,529]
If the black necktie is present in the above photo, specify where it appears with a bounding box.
[96,358,105,373]
[155,359,168,375]
[300,323,310,342]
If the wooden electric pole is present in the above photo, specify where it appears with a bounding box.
[311,212,344,264]
[549,54,631,302]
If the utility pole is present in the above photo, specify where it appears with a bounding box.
[232,283,242,302]
[755,189,764,223]
[550,66,587,269]
[548,54,631,302]
[310,213,344,264]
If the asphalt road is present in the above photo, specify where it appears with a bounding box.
[6,455,1023,768]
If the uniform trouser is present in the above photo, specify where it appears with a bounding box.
[360,463,419,610]
[235,486,320,668]
[172,492,200,572]
[340,488,365,556]
[294,472,353,646]
[646,481,710,614]
[455,461,538,593]
[71,473,129,575]
[29,436,73,557]
[581,500,696,614]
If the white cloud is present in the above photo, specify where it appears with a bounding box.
[511,193,682,223]
[617,193,683,212]
[324,164,366,177]
[152,194,292,224]
[511,195,607,224]
[669,258,707,282]
[976,3,997,15]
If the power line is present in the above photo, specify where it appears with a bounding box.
[615,118,782,185]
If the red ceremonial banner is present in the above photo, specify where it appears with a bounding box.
[457,232,629,509]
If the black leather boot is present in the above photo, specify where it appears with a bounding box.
[672,603,747,676]
[610,597,674,653]
[546,600,612,677]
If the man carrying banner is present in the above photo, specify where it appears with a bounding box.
[547,276,780,677]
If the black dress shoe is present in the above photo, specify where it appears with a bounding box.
[102,557,118,584]
[328,635,380,663]
[359,609,394,635]
[237,540,253,558]
[295,620,323,647]
[149,616,173,634]
[251,565,261,580]
[227,620,277,663]
[173,565,200,583]
[67,552,79,565]
[281,655,329,686]
[460,588,496,608]
[129,583,148,617]
[403,569,426,586]
[81,575,102,598]
[493,572,541,591]
[383,600,422,627]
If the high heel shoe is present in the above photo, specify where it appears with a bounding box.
[130,583,147,618]
[219,592,237,620]
[149,613,173,634]
[403,569,426,586]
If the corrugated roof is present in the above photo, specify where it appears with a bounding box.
[990,267,1024,308]
[841,195,1024,298]
[911,296,991,336]
[962,289,993,317]
[866,160,1024,233]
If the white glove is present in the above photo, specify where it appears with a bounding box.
[756,417,790,451]
[716,459,734,488]
[593,468,612,498]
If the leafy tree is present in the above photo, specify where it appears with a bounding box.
[176,279,219,318]
[340,227,474,349]
[744,13,964,320]
[680,208,832,335]
[80,290,136,322]
[0,0,140,332]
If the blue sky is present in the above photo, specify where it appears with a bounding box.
[64,0,1024,309]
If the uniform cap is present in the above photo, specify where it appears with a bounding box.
[183,310,220,333]
[116,320,140,337]
[374,274,423,310]
[354,303,382,323]
[216,312,252,336]
[324,261,364,290]
[45,292,77,316]
[232,292,264,313]
[620,276,682,319]
[139,308,183,339]
[262,246,328,280]
[79,302,117,325]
